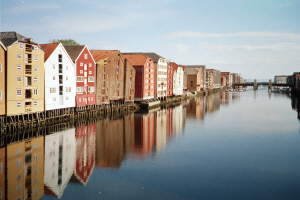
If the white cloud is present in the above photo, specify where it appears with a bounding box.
[3,3,60,13]
[161,31,300,41]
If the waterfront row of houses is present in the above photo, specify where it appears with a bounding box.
[0,31,243,117]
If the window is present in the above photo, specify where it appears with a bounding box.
[52,64,55,69]
[34,66,38,72]
[0,91,2,99]
[17,159,21,168]
[66,96,69,100]
[34,89,38,95]
[84,64,87,70]
[117,83,120,89]
[17,53,22,59]
[34,77,38,82]
[34,45,38,51]
[0,64,2,72]
[77,87,83,92]
[50,88,56,93]
[17,76,22,82]
[66,76,69,81]
[116,67,119,74]
[84,54,88,59]
[17,89,21,96]
[80,62,83,66]
[89,71,92,74]
[53,76,56,80]
[80,70,83,74]
[88,87,94,92]
[77,76,84,82]
[89,63,92,67]
[33,144,38,150]
[19,43,23,49]
[34,55,38,61]
[53,97,56,101]
[66,66,68,70]
[34,101,38,106]
[17,102,21,108]
[58,54,62,62]
[66,87,71,92]
[88,77,94,82]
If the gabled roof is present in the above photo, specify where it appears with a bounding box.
[185,65,206,69]
[170,62,179,72]
[90,50,119,63]
[123,54,149,66]
[186,68,199,75]
[0,41,6,50]
[0,31,38,47]
[142,52,165,63]
[64,45,86,62]
[40,43,60,62]
[123,52,165,63]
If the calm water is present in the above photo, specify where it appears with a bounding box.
[1,88,299,200]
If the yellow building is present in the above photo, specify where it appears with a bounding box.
[0,41,6,116]
[7,136,44,200]
[1,32,44,115]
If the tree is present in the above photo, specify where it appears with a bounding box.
[49,39,80,46]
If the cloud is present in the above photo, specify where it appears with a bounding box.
[161,31,300,41]
[3,3,60,13]
[168,43,189,54]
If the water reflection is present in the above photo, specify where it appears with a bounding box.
[0,91,249,199]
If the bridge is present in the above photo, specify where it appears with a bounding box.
[232,79,292,90]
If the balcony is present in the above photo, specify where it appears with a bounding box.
[25,102,32,112]
[25,77,32,87]
[25,89,32,99]
[25,44,33,52]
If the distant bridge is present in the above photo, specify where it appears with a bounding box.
[232,79,292,90]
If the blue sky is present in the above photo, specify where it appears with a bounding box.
[1,0,300,79]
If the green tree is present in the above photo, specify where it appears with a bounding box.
[49,39,80,46]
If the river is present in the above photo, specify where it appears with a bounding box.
[0,88,299,200]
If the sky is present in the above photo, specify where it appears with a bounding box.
[1,0,300,80]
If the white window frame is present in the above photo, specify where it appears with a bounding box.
[80,70,83,74]
[34,89,38,95]
[52,64,55,69]
[88,77,94,82]
[34,101,38,106]
[34,55,38,61]
[34,66,38,72]
[88,87,94,92]
[34,77,38,82]
[80,62,83,66]
[84,54,88,59]
[34,45,38,51]
[17,89,22,96]
[17,102,21,108]
[0,90,2,99]
[17,53,22,59]
[89,71,92,74]
[0,64,2,72]
[19,43,23,49]
[17,76,22,82]
[77,76,84,82]
[89,63,92,67]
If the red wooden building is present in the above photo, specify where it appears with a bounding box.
[64,45,96,107]
[123,54,155,102]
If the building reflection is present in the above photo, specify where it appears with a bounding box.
[186,97,206,120]
[0,147,5,200]
[220,91,231,105]
[6,136,44,200]
[95,114,135,168]
[172,105,186,137]
[206,92,221,113]
[44,128,76,198]
[70,122,96,185]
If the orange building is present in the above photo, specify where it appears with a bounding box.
[0,41,6,117]
[186,68,203,92]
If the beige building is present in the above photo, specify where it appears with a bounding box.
[6,136,44,200]
[1,32,44,115]
[0,41,6,116]
[0,147,5,200]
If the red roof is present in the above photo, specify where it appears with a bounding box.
[90,50,119,63]
[40,43,59,62]
[123,54,149,66]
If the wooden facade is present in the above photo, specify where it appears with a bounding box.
[123,54,154,101]
[91,50,135,105]
[64,45,96,107]
[1,32,45,115]
[40,43,76,111]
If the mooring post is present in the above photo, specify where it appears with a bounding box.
[268,79,272,92]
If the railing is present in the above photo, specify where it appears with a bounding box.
[25,69,32,74]
[25,58,32,64]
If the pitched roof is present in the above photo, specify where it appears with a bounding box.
[0,41,6,50]
[0,31,38,47]
[90,50,119,63]
[170,62,179,72]
[123,52,165,63]
[186,68,199,75]
[64,45,85,62]
[123,54,149,66]
[185,65,206,69]
[40,43,60,62]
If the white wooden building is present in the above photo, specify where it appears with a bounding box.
[40,43,76,111]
